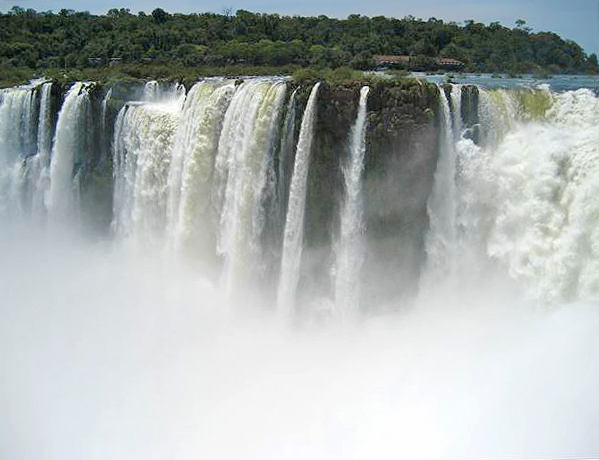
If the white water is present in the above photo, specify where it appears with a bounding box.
[278,88,298,224]
[457,88,599,304]
[0,85,37,216]
[28,82,53,215]
[36,82,53,170]
[166,79,235,261]
[277,82,321,316]
[112,99,181,242]
[101,88,112,141]
[113,77,288,288]
[47,82,90,223]
[213,79,287,300]
[144,80,186,104]
[334,86,369,317]
[423,85,461,284]
[477,87,519,148]
[143,80,159,101]
[2,79,599,460]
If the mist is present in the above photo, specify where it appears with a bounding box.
[1,222,599,460]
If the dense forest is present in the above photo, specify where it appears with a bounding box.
[1,6,598,77]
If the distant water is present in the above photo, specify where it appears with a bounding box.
[411,72,599,92]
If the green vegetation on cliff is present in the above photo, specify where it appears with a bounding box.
[0,6,597,82]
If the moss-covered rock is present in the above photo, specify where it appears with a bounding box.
[361,80,439,308]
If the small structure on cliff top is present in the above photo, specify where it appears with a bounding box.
[375,55,464,70]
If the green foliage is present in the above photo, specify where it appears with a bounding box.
[350,51,377,70]
[0,65,35,88]
[293,67,367,85]
[293,68,322,85]
[0,8,596,76]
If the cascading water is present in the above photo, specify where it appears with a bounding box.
[423,85,462,284]
[112,98,181,242]
[277,82,321,316]
[456,87,599,304]
[477,87,519,148]
[1,77,597,307]
[36,82,53,169]
[46,82,91,223]
[144,80,186,104]
[143,80,159,101]
[167,79,236,260]
[2,75,599,460]
[213,79,287,299]
[0,85,38,216]
[28,81,53,215]
[101,88,112,122]
[334,86,370,317]
[277,88,298,233]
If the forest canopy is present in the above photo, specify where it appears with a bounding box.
[1,6,597,75]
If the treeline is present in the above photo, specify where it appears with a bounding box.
[1,6,597,74]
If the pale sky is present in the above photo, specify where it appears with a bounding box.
[2,0,598,56]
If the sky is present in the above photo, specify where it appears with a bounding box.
[1,0,598,56]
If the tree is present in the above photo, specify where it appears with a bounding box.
[151,8,168,24]
[588,53,598,70]
[515,19,531,33]
[350,50,376,69]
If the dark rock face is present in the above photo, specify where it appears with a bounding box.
[363,81,439,309]
[461,85,479,143]
[296,82,360,304]
[306,82,358,247]
[291,79,441,310]
[79,83,114,234]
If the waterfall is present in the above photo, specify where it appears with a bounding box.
[213,78,287,299]
[4,76,599,460]
[450,84,462,134]
[277,88,298,234]
[477,88,518,149]
[144,80,186,105]
[167,79,236,259]
[101,88,112,141]
[0,85,38,216]
[36,82,53,167]
[423,85,462,283]
[461,88,599,303]
[277,82,321,316]
[422,85,599,304]
[1,77,596,309]
[144,80,159,101]
[101,88,112,130]
[112,98,181,242]
[28,81,54,215]
[47,82,91,222]
[334,85,370,317]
